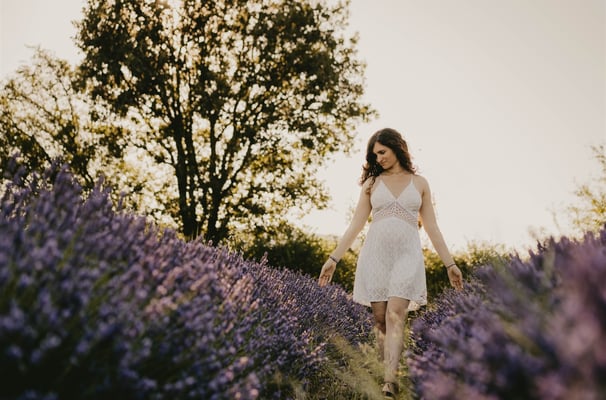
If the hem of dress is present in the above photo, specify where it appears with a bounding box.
[352,295,427,311]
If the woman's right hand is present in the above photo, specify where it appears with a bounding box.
[318,259,337,287]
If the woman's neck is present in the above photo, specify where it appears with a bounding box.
[382,167,407,176]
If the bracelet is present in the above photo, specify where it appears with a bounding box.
[329,255,339,264]
[445,263,456,269]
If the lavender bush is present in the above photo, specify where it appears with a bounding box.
[0,161,373,400]
[409,226,606,400]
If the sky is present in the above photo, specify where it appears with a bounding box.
[1,0,605,253]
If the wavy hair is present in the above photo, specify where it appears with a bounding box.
[360,128,417,189]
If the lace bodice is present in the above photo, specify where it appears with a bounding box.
[371,178,421,228]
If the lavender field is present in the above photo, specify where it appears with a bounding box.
[409,225,606,399]
[1,161,605,400]
[0,162,373,399]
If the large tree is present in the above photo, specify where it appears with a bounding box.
[76,0,374,243]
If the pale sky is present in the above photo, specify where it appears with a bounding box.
[1,0,605,252]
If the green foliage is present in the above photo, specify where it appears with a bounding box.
[423,241,510,302]
[565,144,606,236]
[235,223,359,292]
[76,0,375,243]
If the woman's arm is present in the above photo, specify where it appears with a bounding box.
[318,179,372,286]
[418,176,464,290]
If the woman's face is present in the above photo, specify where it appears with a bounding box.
[373,141,399,171]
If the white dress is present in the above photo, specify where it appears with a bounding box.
[352,176,427,310]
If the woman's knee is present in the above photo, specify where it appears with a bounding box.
[372,311,386,333]
[386,308,406,326]
[371,301,388,334]
[374,318,386,334]
[386,298,410,324]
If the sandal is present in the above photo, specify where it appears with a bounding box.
[382,381,399,398]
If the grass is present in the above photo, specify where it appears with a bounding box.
[291,332,416,400]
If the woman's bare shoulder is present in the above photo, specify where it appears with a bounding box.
[413,174,428,184]
[413,174,430,192]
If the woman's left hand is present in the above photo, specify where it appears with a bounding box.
[447,266,464,291]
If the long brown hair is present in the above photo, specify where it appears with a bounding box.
[360,128,417,188]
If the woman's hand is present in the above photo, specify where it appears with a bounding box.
[318,259,337,287]
[447,265,464,291]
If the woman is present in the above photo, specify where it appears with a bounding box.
[318,128,463,398]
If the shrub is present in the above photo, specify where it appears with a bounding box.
[236,224,359,292]
[409,227,606,400]
[422,242,510,304]
[0,161,373,399]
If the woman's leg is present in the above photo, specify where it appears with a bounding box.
[370,301,387,362]
[384,297,410,384]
